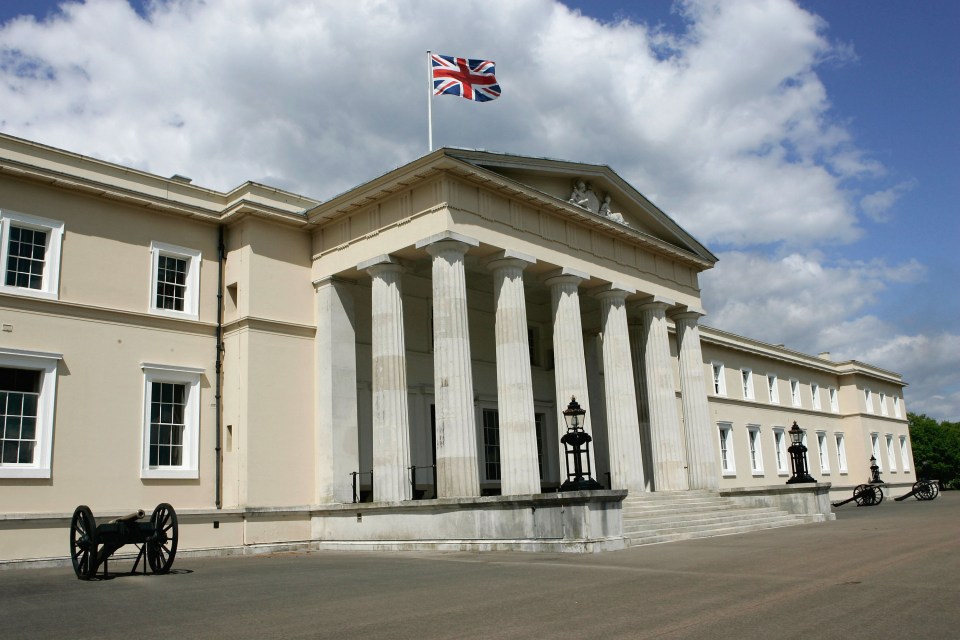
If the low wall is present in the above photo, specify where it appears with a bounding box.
[1,491,627,568]
[720,483,836,522]
[311,490,628,553]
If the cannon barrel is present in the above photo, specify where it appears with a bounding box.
[109,510,145,524]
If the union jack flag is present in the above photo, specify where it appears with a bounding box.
[431,54,501,102]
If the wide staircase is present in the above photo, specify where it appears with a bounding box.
[622,490,811,547]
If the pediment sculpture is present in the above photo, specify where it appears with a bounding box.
[568,179,628,226]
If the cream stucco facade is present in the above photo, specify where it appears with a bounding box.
[0,133,912,564]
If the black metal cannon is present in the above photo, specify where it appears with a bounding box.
[832,484,885,508]
[894,479,940,502]
[69,503,178,580]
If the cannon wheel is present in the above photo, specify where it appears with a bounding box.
[854,484,883,506]
[70,505,99,580]
[915,480,939,501]
[147,503,178,574]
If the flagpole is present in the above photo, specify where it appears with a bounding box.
[427,50,433,152]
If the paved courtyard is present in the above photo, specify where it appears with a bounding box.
[2,492,957,639]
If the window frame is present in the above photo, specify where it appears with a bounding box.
[0,210,65,300]
[899,436,910,472]
[864,388,874,413]
[816,431,830,474]
[892,396,902,418]
[810,382,821,411]
[879,392,888,416]
[835,432,848,473]
[712,362,726,396]
[790,378,801,407]
[747,425,763,475]
[767,374,779,404]
[718,422,735,476]
[141,363,203,479]
[828,387,839,413]
[149,241,202,321]
[885,434,897,472]
[773,427,788,475]
[0,348,61,478]
[741,368,754,400]
[481,408,501,482]
[870,433,882,472]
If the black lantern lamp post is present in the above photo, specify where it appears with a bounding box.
[560,397,604,491]
[869,455,883,484]
[786,421,816,484]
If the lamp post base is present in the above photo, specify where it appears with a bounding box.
[786,474,817,484]
[560,478,605,491]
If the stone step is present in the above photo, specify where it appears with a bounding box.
[626,519,804,546]
[622,508,791,528]
[622,500,741,514]
[618,491,810,547]
[623,512,801,535]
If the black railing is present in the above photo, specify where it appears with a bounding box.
[409,464,437,500]
[349,470,373,504]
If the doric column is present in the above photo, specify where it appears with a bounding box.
[545,269,596,482]
[485,251,540,495]
[594,286,646,492]
[628,319,654,491]
[637,297,689,491]
[314,276,359,504]
[360,256,411,502]
[673,310,719,490]
[417,233,481,497]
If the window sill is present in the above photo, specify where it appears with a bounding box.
[141,468,198,480]
[148,308,199,322]
[0,467,51,479]
[0,285,57,301]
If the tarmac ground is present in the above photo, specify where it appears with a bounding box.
[1,491,957,639]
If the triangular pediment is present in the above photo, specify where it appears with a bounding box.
[445,149,716,266]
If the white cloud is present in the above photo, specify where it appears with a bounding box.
[701,251,958,420]
[860,179,918,222]
[0,0,953,418]
[0,0,866,245]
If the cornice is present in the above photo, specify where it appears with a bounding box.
[0,292,216,335]
[698,324,905,385]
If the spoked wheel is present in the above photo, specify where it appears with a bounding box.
[872,486,884,505]
[915,481,934,500]
[853,485,871,506]
[70,505,99,580]
[147,503,178,574]
[930,482,940,500]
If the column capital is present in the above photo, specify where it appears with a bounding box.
[542,266,590,288]
[358,255,407,277]
[630,295,676,314]
[590,283,635,301]
[313,275,352,290]
[669,308,706,322]
[482,249,536,272]
[415,231,479,253]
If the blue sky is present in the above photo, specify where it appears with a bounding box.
[0,1,957,419]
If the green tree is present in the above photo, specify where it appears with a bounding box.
[908,412,960,488]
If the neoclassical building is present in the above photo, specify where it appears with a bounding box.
[0,133,913,564]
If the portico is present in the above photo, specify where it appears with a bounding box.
[308,149,720,505]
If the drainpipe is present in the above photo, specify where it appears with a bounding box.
[214,225,225,509]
